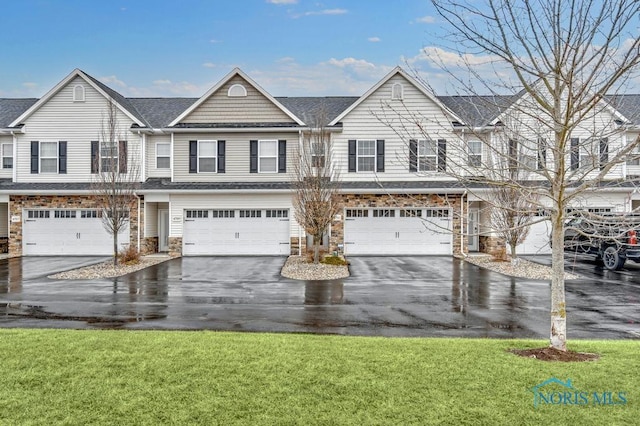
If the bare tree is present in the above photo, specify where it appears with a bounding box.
[92,97,139,266]
[292,108,342,264]
[417,0,640,351]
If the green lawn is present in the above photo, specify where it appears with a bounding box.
[0,330,637,425]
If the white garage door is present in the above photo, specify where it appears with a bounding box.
[182,208,290,256]
[343,208,452,255]
[517,219,552,255]
[23,209,130,256]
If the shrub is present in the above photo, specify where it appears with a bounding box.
[119,245,140,265]
[321,255,348,266]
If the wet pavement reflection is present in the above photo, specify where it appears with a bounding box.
[1,255,638,338]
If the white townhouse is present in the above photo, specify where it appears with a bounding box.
[0,67,639,258]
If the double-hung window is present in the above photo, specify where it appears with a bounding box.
[467,140,482,167]
[198,140,217,173]
[418,139,437,171]
[259,140,278,173]
[357,140,376,172]
[156,142,170,169]
[1,143,12,169]
[311,141,326,167]
[100,141,118,172]
[40,142,59,173]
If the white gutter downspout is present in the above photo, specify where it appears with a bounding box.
[11,131,17,182]
[461,190,468,257]
[297,129,303,255]
[135,193,141,253]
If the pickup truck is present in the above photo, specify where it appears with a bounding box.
[564,213,640,271]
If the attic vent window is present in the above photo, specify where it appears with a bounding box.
[228,84,247,97]
[73,84,85,102]
[391,83,403,100]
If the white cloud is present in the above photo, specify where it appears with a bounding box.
[416,15,435,24]
[22,82,38,88]
[293,8,348,18]
[267,0,297,4]
[202,62,217,68]
[326,57,376,70]
[368,37,381,42]
[209,39,221,44]
[99,75,127,88]
[153,79,172,85]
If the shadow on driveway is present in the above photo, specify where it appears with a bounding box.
[1,255,638,339]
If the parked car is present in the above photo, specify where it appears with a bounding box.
[564,213,640,270]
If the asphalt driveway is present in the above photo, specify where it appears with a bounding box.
[1,255,638,338]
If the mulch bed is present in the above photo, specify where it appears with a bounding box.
[509,347,600,362]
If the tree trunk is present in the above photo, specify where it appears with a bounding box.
[549,212,567,351]
[113,231,118,267]
[313,234,320,264]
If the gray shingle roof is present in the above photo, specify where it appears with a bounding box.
[605,94,640,124]
[83,72,151,127]
[0,98,38,128]
[128,98,197,128]
[276,97,359,126]
[438,95,518,127]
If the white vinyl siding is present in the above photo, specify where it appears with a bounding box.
[335,74,458,182]
[181,75,292,124]
[172,132,298,182]
[13,76,141,183]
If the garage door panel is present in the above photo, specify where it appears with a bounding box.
[183,209,290,256]
[344,208,452,255]
[517,220,552,255]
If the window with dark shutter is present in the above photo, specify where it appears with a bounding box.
[600,138,609,170]
[278,140,286,173]
[570,138,579,170]
[59,141,67,174]
[250,140,258,173]
[119,140,127,174]
[437,139,447,172]
[348,140,356,172]
[189,140,197,173]
[217,140,226,173]
[91,141,99,173]
[376,140,385,172]
[409,139,417,172]
[31,141,39,174]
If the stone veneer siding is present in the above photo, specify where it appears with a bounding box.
[479,235,506,258]
[9,195,140,257]
[168,237,183,257]
[330,193,465,256]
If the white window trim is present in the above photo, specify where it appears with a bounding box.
[40,141,59,174]
[198,140,217,173]
[228,84,247,97]
[467,140,482,167]
[73,84,85,102]
[258,139,278,173]
[1,142,12,169]
[356,139,376,172]
[391,83,403,100]
[100,141,119,173]
[156,141,171,169]
[418,139,437,172]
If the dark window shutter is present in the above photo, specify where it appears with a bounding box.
[217,140,226,173]
[278,140,286,173]
[119,140,127,174]
[189,140,197,173]
[348,140,356,172]
[437,139,447,172]
[250,140,258,173]
[91,141,99,173]
[409,139,417,172]
[58,141,67,174]
[30,141,39,174]
[538,138,546,170]
[600,138,609,170]
[571,137,579,170]
[376,139,385,172]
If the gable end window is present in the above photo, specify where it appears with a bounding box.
[156,142,170,169]
[391,83,403,100]
[228,84,247,97]
[73,85,85,102]
[1,143,12,169]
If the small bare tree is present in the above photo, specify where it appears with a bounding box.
[92,97,139,266]
[292,108,342,264]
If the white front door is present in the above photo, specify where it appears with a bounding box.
[158,209,169,252]
[468,209,479,252]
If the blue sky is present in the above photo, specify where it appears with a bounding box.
[0,0,450,98]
